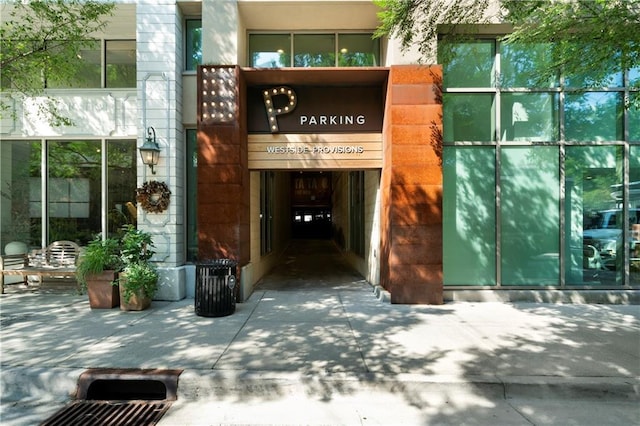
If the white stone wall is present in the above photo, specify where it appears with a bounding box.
[0,91,137,138]
[136,1,186,300]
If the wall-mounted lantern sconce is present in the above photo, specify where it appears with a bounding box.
[139,126,161,174]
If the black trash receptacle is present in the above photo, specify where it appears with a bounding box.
[195,259,237,317]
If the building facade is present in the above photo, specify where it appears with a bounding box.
[1,0,638,304]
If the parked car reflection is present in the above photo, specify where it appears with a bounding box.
[583,208,640,271]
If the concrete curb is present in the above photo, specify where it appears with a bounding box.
[3,367,638,404]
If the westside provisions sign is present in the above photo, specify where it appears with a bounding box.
[247,86,383,134]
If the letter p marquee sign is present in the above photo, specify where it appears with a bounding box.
[263,86,297,133]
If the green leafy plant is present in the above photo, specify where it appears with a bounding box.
[120,225,155,264]
[119,261,159,303]
[1,0,116,125]
[76,236,122,287]
[118,225,158,303]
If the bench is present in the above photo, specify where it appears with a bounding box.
[0,241,81,294]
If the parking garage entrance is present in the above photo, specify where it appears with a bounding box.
[197,65,445,304]
[256,168,374,291]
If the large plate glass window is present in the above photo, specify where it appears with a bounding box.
[443,146,496,285]
[440,40,495,89]
[500,93,558,142]
[566,146,624,286]
[630,93,640,141]
[46,40,101,88]
[500,43,558,88]
[565,92,624,141]
[106,40,136,88]
[47,141,101,244]
[294,34,335,67]
[337,34,380,66]
[441,35,635,288]
[0,141,41,250]
[249,33,380,68]
[107,140,137,237]
[443,94,495,142]
[630,145,640,286]
[500,146,560,286]
[249,34,291,68]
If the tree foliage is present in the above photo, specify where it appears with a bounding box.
[0,0,115,125]
[374,0,491,61]
[503,0,640,91]
[375,0,640,94]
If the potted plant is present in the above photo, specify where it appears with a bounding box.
[76,236,123,309]
[118,225,158,311]
[119,261,159,311]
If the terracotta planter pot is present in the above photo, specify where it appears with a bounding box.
[86,271,119,309]
[119,284,151,311]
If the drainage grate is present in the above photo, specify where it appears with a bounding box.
[41,369,182,426]
[41,400,171,426]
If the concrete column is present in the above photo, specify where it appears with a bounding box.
[202,0,239,65]
[137,1,185,300]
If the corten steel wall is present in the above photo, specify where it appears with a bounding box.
[380,65,444,304]
[196,65,250,268]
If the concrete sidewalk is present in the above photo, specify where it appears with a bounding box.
[1,240,639,425]
[1,290,639,425]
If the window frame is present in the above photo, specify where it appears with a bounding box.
[247,31,380,68]
[441,36,639,289]
[37,39,136,89]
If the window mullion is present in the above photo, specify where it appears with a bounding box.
[101,39,106,88]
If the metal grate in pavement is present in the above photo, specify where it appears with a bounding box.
[40,369,182,426]
[40,400,171,426]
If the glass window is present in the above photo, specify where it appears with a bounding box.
[564,46,623,88]
[46,40,101,88]
[106,40,136,88]
[294,34,335,67]
[501,42,558,88]
[630,145,640,286]
[338,34,379,67]
[630,93,640,141]
[500,146,560,285]
[186,19,202,71]
[47,141,102,244]
[0,141,41,250]
[565,92,623,141]
[442,38,636,288]
[249,34,291,68]
[500,93,558,141]
[107,140,137,237]
[443,93,495,142]
[443,146,496,285]
[630,66,639,86]
[566,145,623,286]
[2,140,135,249]
[186,129,198,261]
[439,40,495,88]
